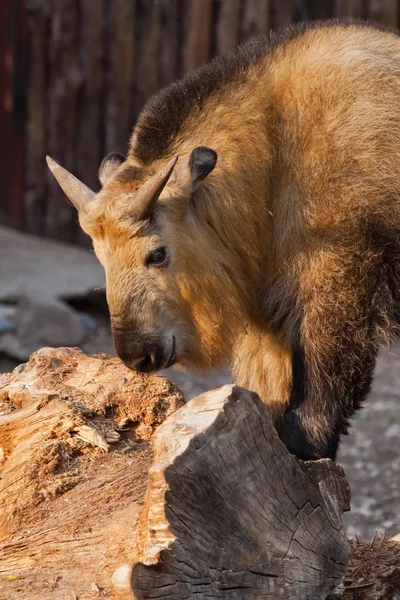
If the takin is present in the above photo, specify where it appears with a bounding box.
[47,20,400,461]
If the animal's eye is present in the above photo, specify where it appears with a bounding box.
[146,247,167,267]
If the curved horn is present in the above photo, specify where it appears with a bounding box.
[134,156,178,220]
[46,156,95,212]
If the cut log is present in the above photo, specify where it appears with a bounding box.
[125,385,351,600]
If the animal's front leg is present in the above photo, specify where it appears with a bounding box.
[232,325,292,427]
[281,266,380,461]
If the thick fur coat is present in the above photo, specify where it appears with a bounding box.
[50,21,400,460]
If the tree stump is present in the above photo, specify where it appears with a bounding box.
[119,385,351,600]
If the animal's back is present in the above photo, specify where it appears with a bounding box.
[132,21,400,245]
[267,23,400,237]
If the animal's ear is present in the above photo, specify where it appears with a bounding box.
[188,147,217,190]
[98,152,125,186]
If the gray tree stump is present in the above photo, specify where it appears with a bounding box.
[114,385,351,600]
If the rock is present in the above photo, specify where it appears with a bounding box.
[0,293,85,361]
[0,225,104,303]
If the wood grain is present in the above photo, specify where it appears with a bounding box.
[130,385,351,600]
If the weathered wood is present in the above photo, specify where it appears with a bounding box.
[126,385,351,600]
[334,0,364,18]
[25,0,48,236]
[0,0,27,231]
[105,0,135,155]
[159,0,181,86]
[135,0,161,116]
[74,0,104,246]
[0,347,184,598]
[216,0,241,56]
[367,0,399,27]
[182,0,213,73]
[75,0,103,192]
[46,0,81,243]
[273,0,294,29]
[1,351,398,599]
[5,0,400,243]
[0,1,14,227]
[241,0,270,42]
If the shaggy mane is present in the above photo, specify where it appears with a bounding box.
[130,19,396,165]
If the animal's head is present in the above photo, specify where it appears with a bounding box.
[47,148,248,373]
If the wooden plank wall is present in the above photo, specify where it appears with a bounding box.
[1,0,400,244]
[1,0,27,231]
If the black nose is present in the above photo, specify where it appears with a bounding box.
[114,336,166,373]
[133,349,164,373]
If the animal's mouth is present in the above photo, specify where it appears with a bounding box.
[164,336,176,369]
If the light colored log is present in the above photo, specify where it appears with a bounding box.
[0,347,183,598]
[1,351,396,599]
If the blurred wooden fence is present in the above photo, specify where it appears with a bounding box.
[1,0,400,244]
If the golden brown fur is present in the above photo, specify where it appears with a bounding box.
[59,21,400,460]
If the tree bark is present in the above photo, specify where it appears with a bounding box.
[127,385,351,600]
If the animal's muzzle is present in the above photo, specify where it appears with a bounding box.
[113,330,175,373]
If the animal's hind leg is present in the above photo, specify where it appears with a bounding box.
[282,246,381,461]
